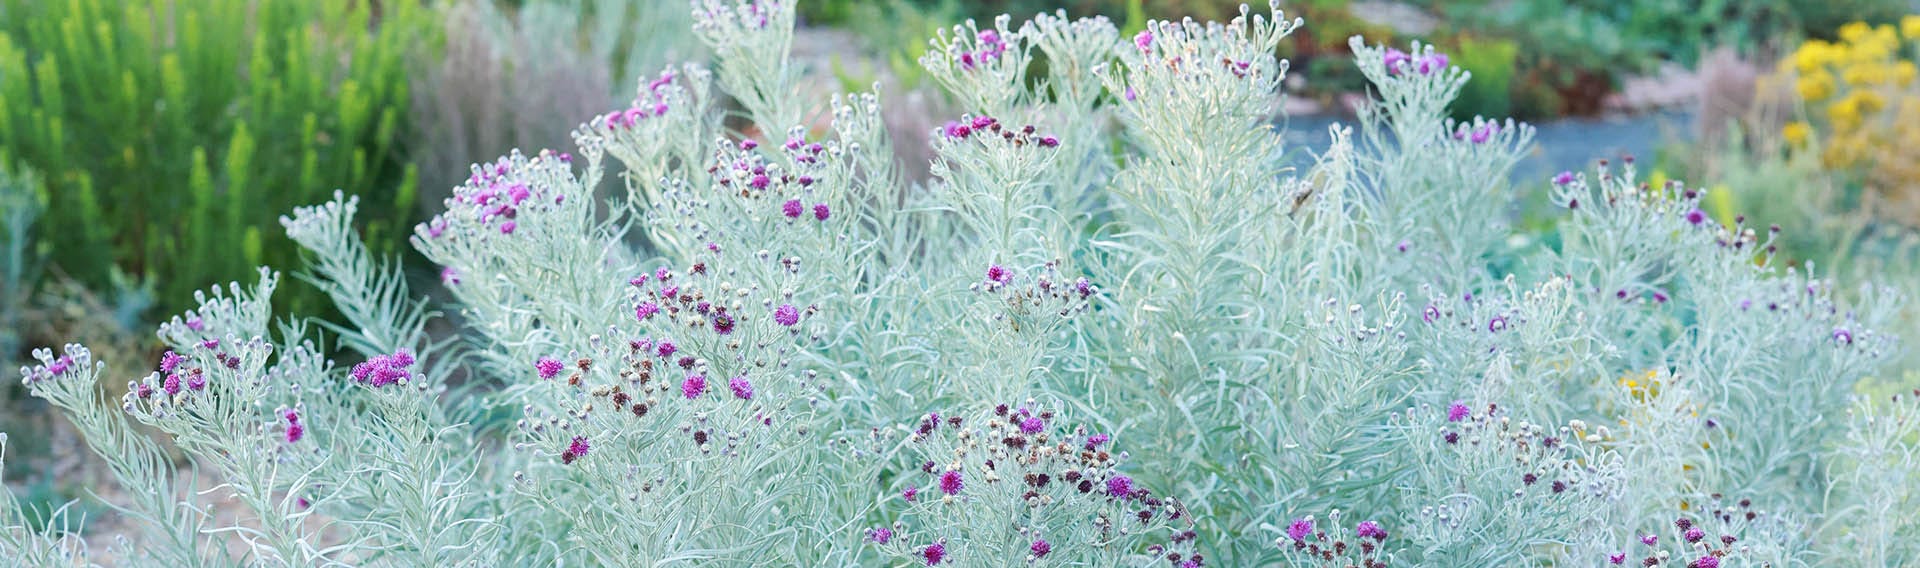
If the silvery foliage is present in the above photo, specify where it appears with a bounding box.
[4,1,1915,566]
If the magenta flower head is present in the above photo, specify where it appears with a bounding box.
[1553,171,1576,186]
[977,29,1001,48]
[903,485,919,501]
[282,410,304,443]
[657,340,678,358]
[712,311,736,335]
[867,527,893,544]
[1417,52,1450,74]
[1030,538,1052,558]
[500,221,516,235]
[1470,123,1496,144]
[922,542,947,566]
[782,199,804,218]
[636,301,660,321]
[186,373,207,391]
[1355,520,1387,540]
[1105,475,1134,498]
[163,374,182,395]
[1685,208,1707,225]
[1641,534,1658,546]
[1019,415,1045,434]
[985,264,1011,285]
[1609,552,1626,564]
[813,203,831,221]
[1447,401,1471,422]
[562,435,590,464]
[1383,48,1411,74]
[1685,527,1705,543]
[940,470,965,496]
[1287,517,1314,542]
[1134,30,1153,52]
[774,304,801,327]
[536,357,564,380]
[441,267,461,285]
[729,375,754,400]
[1085,433,1110,450]
[1694,556,1719,568]
[160,350,184,373]
[682,373,708,399]
[1833,328,1854,345]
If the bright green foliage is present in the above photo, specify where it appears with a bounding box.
[1447,36,1517,120]
[0,0,428,316]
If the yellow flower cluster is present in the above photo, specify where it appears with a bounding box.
[1777,18,1920,224]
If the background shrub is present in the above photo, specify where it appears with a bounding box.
[0,0,430,317]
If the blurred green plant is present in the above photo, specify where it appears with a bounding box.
[0,0,430,317]
[1448,35,1517,120]
[0,161,40,364]
[828,0,966,93]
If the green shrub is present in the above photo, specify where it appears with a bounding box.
[0,0,429,317]
[1448,35,1517,120]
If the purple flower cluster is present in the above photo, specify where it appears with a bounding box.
[561,435,591,465]
[350,350,415,388]
[773,303,801,327]
[1282,517,1391,566]
[1454,121,1500,144]
[536,356,564,380]
[883,402,1196,566]
[21,349,84,385]
[1384,47,1449,76]
[728,375,754,400]
[282,408,304,444]
[984,264,1012,287]
[681,373,708,399]
[1104,475,1134,498]
[424,150,574,242]
[940,115,1058,148]
[1286,517,1314,542]
[142,346,215,398]
[1354,520,1387,540]
[939,470,965,496]
[711,136,832,227]
[598,69,677,131]
[957,28,1009,69]
[1617,512,1747,568]
[921,541,947,565]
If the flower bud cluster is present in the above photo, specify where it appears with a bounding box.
[1276,511,1394,568]
[872,401,1199,566]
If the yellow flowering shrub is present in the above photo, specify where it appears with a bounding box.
[1777,18,1920,224]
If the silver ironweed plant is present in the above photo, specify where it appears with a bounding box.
[5,1,1918,566]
